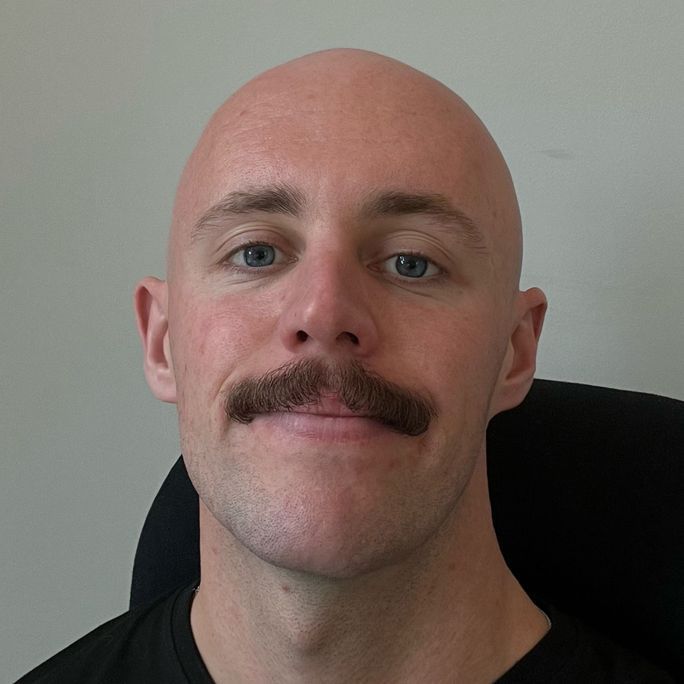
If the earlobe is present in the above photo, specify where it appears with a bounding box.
[490,287,547,417]
[134,277,177,403]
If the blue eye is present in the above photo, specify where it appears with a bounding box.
[395,254,427,277]
[230,243,277,268]
[383,253,440,279]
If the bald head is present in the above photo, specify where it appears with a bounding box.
[168,49,522,296]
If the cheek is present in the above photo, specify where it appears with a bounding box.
[417,305,499,372]
[411,304,504,420]
[169,290,278,414]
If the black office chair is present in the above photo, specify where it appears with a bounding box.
[130,379,684,679]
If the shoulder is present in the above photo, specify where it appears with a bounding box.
[499,603,676,683]
[15,582,193,684]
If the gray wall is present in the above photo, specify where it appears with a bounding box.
[2,1,682,678]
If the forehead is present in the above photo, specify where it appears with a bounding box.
[181,92,492,228]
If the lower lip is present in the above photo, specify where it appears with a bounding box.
[251,412,397,443]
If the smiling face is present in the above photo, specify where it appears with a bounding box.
[136,50,546,578]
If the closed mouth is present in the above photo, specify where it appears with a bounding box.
[286,395,368,418]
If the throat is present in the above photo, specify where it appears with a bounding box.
[188,550,546,684]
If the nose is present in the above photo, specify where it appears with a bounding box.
[276,249,380,359]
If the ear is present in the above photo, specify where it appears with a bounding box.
[134,277,177,403]
[489,287,547,417]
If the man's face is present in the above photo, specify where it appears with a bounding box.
[155,56,533,578]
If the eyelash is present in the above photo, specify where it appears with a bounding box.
[221,240,445,283]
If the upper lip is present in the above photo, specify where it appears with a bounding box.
[288,396,366,418]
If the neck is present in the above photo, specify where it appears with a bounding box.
[190,456,550,683]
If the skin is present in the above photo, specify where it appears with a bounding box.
[135,49,548,683]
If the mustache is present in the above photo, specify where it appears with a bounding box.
[224,358,437,437]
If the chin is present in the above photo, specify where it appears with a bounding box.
[237,521,423,580]
[188,424,480,580]
[206,480,455,581]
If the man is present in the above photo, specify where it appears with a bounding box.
[19,49,674,683]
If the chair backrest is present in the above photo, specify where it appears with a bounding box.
[131,379,684,679]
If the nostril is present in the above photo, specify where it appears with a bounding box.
[295,330,359,345]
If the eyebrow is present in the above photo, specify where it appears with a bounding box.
[191,184,304,242]
[191,185,487,252]
[361,190,487,251]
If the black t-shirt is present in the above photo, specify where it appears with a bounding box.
[16,580,675,683]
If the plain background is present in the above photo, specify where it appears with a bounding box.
[2,1,683,679]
